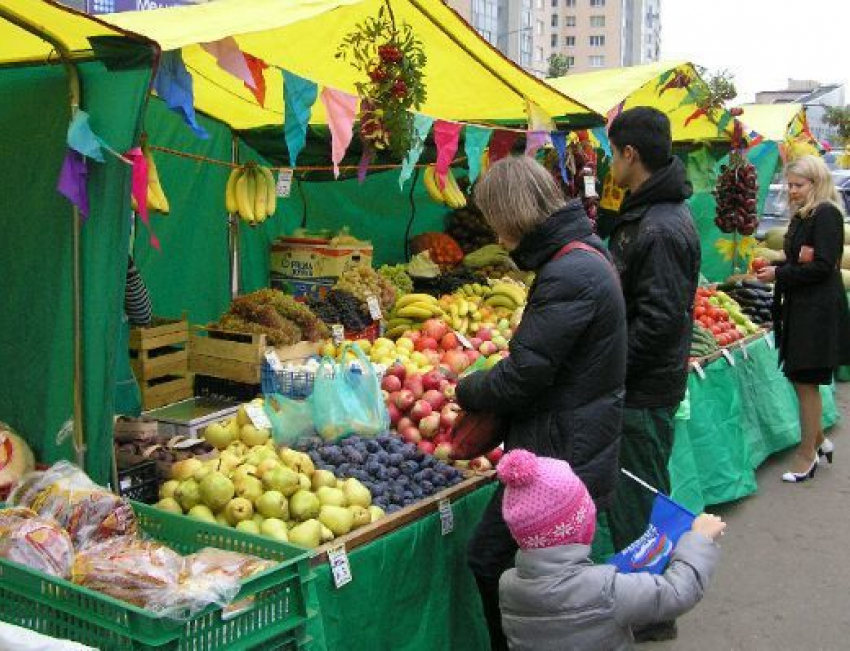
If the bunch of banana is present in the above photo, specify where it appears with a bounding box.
[423,164,467,209]
[385,293,445,338]
[456,282,493,299]
[463,244,512,270]
[480,149,490,177]
[225,163,277,226]
[442,293,485,334]
[483,282,527,310]
[131,142,170,214]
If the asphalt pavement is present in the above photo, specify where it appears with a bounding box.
[643,382,850,651]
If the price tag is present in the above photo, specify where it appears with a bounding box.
[331,324,345,345]
[765,332,775,349]
[455,331,473,349]
[721,349,735,366]
[276,169,294,197]
[691,360,706,380]
[327,544,353,588]
[584,174,598,198]
[264,349,284,372]
[366,295,383,321]
[439,498,454,535]
[741,341,750,360]
[245,404,271,430]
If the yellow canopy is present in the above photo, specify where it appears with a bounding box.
[104,0,600,129]
[548,61,735,143]
[0,0,138,65]
[736,103,808,142]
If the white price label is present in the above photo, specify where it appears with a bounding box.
[276,169,294,197]
[766,332,775,349]
[741,341,750,360]
[439,498,454,535]
[721,349,735,366]
[245,404,272,430]
[264,349,284,372]
[455,331,473,350]
[327,544,353,588]
[366,295,383,321]
[691,361,706,380]
[331,324,345,345]
[584,174,598,198]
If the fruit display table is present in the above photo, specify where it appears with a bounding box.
[306,483,496,651]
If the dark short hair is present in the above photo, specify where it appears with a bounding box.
[608,107,672,172]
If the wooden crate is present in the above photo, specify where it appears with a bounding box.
[310,471,495,565]
[130,317,192,410]
[138,375,194,410]
[189,327,267,384]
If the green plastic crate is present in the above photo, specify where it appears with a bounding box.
[0,501,314,650]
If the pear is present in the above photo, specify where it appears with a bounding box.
[236,405,251,428]
[297,473,311,491]
[155,497,183,514]
[341,478,372,508]
[218,451,243,474]
[226,440,249,458]
[234,475,264,503]
[368,505,385,523]
[204,420,235,450]
[175,478,201,512]
[263,466,300,496]
[199,471,235,511]
[311,469,337,491]
[159,480,180,500]
[171,458,203,481]
[349,505,370,529]
[255,490,289,519]
[224,497,254,525]
[279,449,314,475]
[215,513,231,527]
[235,520,261,535]
[260,518,289,542]
[315,486,348,507]
[288,519,322,548]
[188,504,217,523]
[319,505,354,536]
[240,424,271,447]
[231,464,258,483]
[252,513,266,528]
[256,458,282,479]
[289,490,320,522]
[320,524,335,543]
[193,465,214,482]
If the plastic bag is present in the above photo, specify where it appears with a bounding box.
[311,344,389,442]
[263,393,314,446]
[0,507,75,578]
[8,461,138,548]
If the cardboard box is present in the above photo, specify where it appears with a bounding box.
[270,236,372,281]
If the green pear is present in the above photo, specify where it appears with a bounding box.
[240,424,271,447]
[349,505,370,529]
[320,524,335,543]
[175,478,201,512]
[224,497,254,525]
[341,478,372,508]
[235,520,261,535]
[226,440,249,458]
[310,469,337,491]
[297,473,311,491]
[193,465,214,482]
[289,490,321,522]
[199,471,235,511]
[188,504,217,523]
[215,512,231,527]
[171,458,203,481]
[252,513,266,528]
[316,486,348,507]
[260,518,289,542]
[218,451,243,474]
[255,490,289,519]
[204,420,235,450]
[234,475,264,503]
[255,458,282,479]
[319,505,354,536]
[288,519,322,548]
[263,466,300,496]
[159,480,180,500]
[231,464,258,483]
[368,505,385,523]
[155,497,183,514]
[279,448,315,475]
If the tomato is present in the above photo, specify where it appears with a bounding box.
[694,307,705,319]
[711,325,722,336]
[702,316,715,328]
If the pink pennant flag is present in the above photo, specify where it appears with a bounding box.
[433,120,463,189]
[125,147,160,250]
[525,131,549,157]
[320,88,358,179]
[201,37,255,89]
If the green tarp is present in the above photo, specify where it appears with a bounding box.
[0,60,151,485]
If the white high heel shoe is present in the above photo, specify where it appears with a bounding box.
[781,455,819,483]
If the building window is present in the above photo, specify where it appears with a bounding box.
[536,46,545,62]
[589,55,605,67]
[565,15,576,26]
[536,0,543,8]
[590,35,605,46]
[590,15,605,27]
[565,0,575,5]
[566,56,575,66]
[565,35,576,46]
[551,13,559,27]
[536,19,544,35]
[551,0,558,6]
[590,0,605,6]
[551,33,558,47]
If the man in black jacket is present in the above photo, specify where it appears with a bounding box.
[603,107,701,643]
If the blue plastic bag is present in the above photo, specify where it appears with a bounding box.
[311,344,389,442]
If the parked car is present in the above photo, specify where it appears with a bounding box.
[824,149,847,171]
[755,172,850,240]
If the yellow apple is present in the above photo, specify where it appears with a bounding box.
[396,338,414,352]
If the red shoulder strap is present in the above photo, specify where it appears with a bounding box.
[552,241,620,284]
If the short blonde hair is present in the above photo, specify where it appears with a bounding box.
[474,156,566,244]
[785,155,845,218]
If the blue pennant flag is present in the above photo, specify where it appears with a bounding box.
[608,493,696,575]
[592,126,612,158]
[464,125,492,186]
[67,110,104,162]
[153,50,209,139]
[283,70,318,167]
[550,131,569,183]
[399,114,434,190]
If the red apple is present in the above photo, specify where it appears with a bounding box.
[419,412,441,439]
[434,430,453,445]
[470,456,493,471]
[381,375,402,393]
[421,370,444,392]
[424,350,442,365]
[418,440,436,455]
[440,403,461,429]
[415,337,439,352]
[397,417,414,432]
[386,363,407,384]
[392,389,415,412]
[440,332,460,351]
[479,341,498,356]
[422,318,449,341]
[400,425,421,444]
[410,399,433,423]
[387,402,402,427]
[406,330,422,342]
[486,446,504,465]
[434,442,453,461]
[470,337,483,349]
[404,374,425,399]
[477,328,493,342]
[422,389,446,411]
[443,350,471,375]
[465,350,481,364]
[438,379,452,392]
[751,257,768,272]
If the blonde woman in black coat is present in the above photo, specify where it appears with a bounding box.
[755,155,850,482]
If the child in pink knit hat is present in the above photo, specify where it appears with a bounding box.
[496,449,725,650]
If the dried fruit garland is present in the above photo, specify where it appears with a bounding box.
[714,152,758,235]
[336,1,427,159]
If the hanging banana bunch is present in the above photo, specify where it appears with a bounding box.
[143,141,169,214]
[422,164,467,209]
[225,162,277,226]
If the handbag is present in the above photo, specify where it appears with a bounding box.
[451,240,616,461]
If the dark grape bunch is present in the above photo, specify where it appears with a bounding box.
[446,205,497,254]
[714,154,759,235]
[298,434,465,513]
[412,268,487,297]
[307,290,372,332]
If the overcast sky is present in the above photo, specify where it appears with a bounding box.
[661,0,850,104]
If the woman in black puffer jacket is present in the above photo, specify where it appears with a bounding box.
[456,156,627,651]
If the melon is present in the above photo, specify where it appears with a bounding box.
[753,247,786,264]
[763,227,787,251]
[0,423,35,495]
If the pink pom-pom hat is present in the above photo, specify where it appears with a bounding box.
[497,449,596,549]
